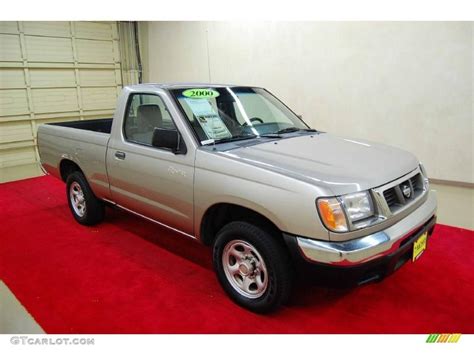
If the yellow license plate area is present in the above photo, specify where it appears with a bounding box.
[412,231,428,262]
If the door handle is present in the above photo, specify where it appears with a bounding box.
[115,151,126,160]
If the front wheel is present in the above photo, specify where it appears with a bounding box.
[66,171,105,226]
[213,221,292,313]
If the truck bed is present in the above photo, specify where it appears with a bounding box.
[38,118,113,200]
[48,118,113,134]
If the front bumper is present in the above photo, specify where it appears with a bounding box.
[284,190,437,285]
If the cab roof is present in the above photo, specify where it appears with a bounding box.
[126,83,256,90]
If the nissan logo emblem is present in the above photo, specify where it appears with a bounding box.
[402,184,412,199]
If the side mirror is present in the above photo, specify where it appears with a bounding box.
[152,128,186,154]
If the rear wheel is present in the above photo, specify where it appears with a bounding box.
[213,221,292,313]
[66,171,105,225]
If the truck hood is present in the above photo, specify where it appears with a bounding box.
[220,133,419,195]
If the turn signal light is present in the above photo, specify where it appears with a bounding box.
[317,198,348,232]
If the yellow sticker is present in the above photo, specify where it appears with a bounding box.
[413,232,427,261]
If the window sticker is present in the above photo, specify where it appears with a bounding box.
[182,88,220,99]
[184,98,232,141]
[184,98,214,116]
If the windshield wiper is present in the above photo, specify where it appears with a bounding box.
[206,128,318,145]
[260,127,317,138]
[259,127,300,138]
[275,127,301,134]
[210,134,258,145]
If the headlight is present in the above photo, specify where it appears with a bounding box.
[419,162,430,189]
[340,191,374,222]
[317,191,374,232]
[419,162,428,177]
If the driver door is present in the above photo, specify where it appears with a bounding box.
[106,92,195,235]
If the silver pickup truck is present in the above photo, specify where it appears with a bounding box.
[38,83,437,313]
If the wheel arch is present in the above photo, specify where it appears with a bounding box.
[59,159,84,182]
[199,202,286,247]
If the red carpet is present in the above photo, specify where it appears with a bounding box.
[0,175,473,333]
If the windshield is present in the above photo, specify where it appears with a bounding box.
[170,87,309,144]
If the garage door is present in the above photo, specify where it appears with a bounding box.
[0,21,124,183]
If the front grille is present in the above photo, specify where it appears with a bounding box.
[383,188,398,208]
[382,173,424,213]
[410,175,423,192]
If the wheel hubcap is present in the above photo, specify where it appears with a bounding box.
[70,181,86,217]
[222,240,268,299]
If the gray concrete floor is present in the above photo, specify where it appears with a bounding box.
[0,280,44,334]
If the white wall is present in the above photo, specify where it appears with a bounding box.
[147,22,473,184]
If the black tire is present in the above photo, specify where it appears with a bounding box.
[66,171,105,226]
[213,221,292,313]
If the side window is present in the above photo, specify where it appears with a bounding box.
[124,94,176,146]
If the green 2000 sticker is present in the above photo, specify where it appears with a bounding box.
[182,88,220,99]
